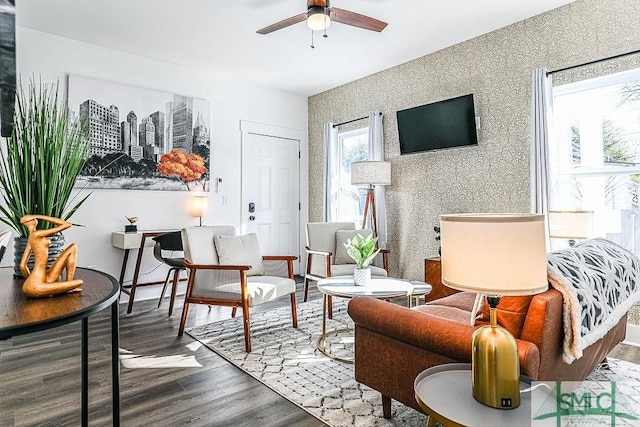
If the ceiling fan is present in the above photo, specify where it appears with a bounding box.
[256,0,387,35]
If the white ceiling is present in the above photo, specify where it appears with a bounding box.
[16,0,576,96]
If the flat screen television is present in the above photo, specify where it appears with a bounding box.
[396,94,478,154]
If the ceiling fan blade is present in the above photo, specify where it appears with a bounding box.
[257,12,307,35]
[330,8,387,32]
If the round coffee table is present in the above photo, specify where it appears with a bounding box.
[316,276,415,363]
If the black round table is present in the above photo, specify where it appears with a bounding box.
[0,267,120,426]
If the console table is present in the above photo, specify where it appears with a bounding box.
[0,267,120,426]
[112,230,178,313]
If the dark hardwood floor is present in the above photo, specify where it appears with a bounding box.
[0,282,326,427]
[1,282,639,426]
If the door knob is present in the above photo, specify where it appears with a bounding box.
[249,215,256,221]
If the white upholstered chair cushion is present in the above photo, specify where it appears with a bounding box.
[334,228,374,265]
[181,225,236,265]
[188,275,295,307]
[214,233,265,276]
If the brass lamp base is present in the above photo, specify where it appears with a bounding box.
[472,296,520,409]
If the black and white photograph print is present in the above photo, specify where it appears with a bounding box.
[68,74,211,191]
[0,0,16,137]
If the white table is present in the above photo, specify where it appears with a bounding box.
[414,363,545,427]
[316,276,417,363]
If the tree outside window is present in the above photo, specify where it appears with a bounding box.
[551,69,640,254]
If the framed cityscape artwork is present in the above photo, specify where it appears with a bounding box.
[68,74,211,191]
[0,0,16,137]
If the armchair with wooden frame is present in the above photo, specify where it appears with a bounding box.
[304,222,389,315]
[178,226,298,352]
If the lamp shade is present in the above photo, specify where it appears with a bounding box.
[189,195,208,218]
[549,210,593,239]
[350,161,391,186]
[440,213,548,296]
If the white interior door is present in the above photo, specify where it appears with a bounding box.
[241,123,302,274]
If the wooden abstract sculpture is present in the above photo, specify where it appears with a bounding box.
[20,215,83,298]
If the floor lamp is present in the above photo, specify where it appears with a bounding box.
[350,161,391,237]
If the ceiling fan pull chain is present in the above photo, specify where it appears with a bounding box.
[323,9,328,38]
[311,30,315,49]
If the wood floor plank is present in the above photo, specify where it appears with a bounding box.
[0,284,327,426]
[2,280,638,426]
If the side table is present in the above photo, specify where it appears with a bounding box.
[424,257,458,302]
[414,363,543,427]
[0,267,120,426]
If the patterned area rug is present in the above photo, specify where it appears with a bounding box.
[186,300,640,427]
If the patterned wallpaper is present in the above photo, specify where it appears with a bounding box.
[308,0,640,281]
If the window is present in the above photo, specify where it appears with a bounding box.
[327,127,369,225]
[551,69,640,255]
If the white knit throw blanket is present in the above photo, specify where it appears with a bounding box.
[547,238,640,363]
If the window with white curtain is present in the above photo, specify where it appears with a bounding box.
[550,68,640,255]
[327,127,369,225]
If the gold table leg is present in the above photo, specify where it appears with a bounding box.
[316,294,354,363]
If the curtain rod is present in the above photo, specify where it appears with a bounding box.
[547,48,640,76]
[332,116,368,128]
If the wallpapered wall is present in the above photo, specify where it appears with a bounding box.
[308,0,640,280]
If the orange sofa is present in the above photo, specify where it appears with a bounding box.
[347,289,627,418]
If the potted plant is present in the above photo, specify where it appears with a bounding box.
[434,225,441,255]
[0,80,90,277]
[344,232,380,286]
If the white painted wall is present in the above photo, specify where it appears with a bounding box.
[4,27,308,298]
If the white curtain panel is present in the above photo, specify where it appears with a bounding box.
[323,122,338,222]
[530,68,553,249]
[368,111,388,250]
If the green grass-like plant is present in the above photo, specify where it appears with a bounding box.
[0,80,90,237]
[344,233,380,269]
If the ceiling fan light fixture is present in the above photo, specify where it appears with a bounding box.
[307,6,331,31]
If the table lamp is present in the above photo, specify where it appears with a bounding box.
[189,195,208,226]
[350,161,391,237]
[549,210,593,246]
[439,213,548,409]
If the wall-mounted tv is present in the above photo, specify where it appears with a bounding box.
[396,94,478,155]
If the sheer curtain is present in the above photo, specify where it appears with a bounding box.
[368,111,387,249]
[530,68,553,249]
[323,122,338,222]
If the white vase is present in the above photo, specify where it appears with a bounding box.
[353,267,371,286]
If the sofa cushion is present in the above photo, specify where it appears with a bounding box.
[334,229,374,265]
[426,292,478,311]
[214,233,264,276]
[475,296,534,339]
[412,304,474,326]
[423,292,532,338]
